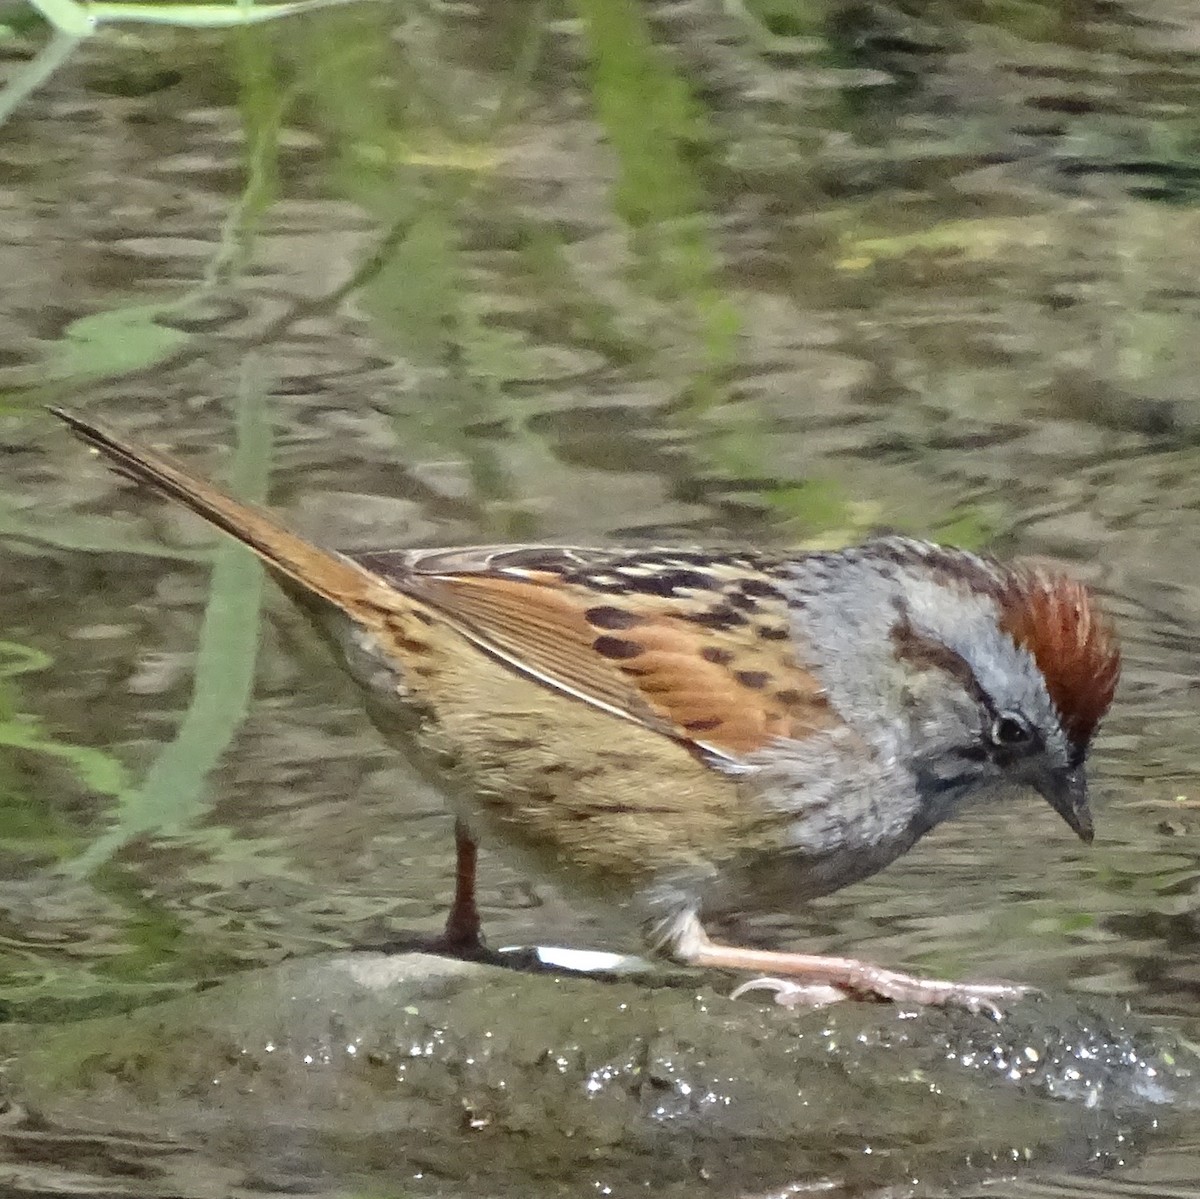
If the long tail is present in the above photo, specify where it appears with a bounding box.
[49,407,392,618]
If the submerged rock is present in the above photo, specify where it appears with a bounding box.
[0,952,1195,1197]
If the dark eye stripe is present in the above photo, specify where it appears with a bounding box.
[889,604,990,711]
[952,745,990,764]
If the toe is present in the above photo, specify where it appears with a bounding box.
[731,976,850,1009]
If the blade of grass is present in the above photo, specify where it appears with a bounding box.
[0,641,124,858]
[0,28,82,123]
[68,372,271,876]
[572,0,740,394]
[22,0,93,35]
[1,0,379,130]
[25,0,377,33]
[0,639,129,801]
[0,721,130,801]
[87,0,375,26]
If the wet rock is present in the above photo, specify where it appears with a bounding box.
[0,952,1196,1197]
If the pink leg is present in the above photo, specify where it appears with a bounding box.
[673,915,1032,1014]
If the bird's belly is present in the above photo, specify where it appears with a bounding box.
[700,836,915,922]
[310,606,746,897]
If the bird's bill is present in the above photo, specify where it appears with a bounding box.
[1035,765,1094,843]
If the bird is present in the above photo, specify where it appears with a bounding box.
[49,407,1120,1011]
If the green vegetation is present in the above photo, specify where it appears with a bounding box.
[69,376,270,874]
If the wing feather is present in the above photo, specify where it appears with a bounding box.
[354,548,837,764]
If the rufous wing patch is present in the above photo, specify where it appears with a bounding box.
[395,573,668,731]
[389,564,835,762]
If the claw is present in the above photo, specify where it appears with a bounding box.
[731,976,850,1009]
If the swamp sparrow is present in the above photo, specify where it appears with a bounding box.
[51,409,1120,1011]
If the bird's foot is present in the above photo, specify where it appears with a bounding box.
[670,914,1034,1018]
[350,922,503,965]
[424,926,502,965]
[732,969,1034,1018]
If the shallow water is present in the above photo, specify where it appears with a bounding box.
[1,0,1199,1193]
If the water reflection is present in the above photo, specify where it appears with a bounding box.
[0,0,1198,1194]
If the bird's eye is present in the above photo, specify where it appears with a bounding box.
[990,712,1033,748]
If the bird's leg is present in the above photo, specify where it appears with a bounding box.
[350,818,494,959]
[427,819,488,957]
[672,913,1033,1015]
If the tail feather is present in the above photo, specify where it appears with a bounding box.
[49,407,390,619]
